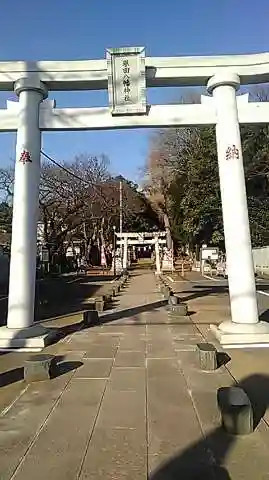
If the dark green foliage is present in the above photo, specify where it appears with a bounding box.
[155,122,269,249]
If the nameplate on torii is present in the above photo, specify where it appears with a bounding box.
[107,47,147,116]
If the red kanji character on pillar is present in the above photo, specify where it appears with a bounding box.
[19,149,32,165]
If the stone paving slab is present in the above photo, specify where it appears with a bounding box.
[79,427,147,480]
[108,367,145,392]
[1,270,269,479]
[147,372,202,455]
[0,376,73,480]
[9,379,106,480]
[74,358,113,378]
[119,334,147,351]
[83,345,118,359]
[114,351,145,367]
[97,389,146,429]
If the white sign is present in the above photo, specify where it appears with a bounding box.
[40,248,49,262]
[201,247,219,260]
[66,246,74,257]
[107,47,146,115]
[37,221,45,245]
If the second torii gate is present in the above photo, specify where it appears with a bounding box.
[116,231,168,273]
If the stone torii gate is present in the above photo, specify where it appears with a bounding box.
[115,231,168,273]
[1,49,269,349]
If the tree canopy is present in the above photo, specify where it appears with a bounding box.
[0,153,160,259]
[144,88,269,251]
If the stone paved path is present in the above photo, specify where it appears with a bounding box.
[1,271,269,479]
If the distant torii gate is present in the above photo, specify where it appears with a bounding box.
[115,231,169,274]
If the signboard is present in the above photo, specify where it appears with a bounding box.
[107,47,147,115]
[40,248,49,263]
[201,247,219,261]
[37,221,45,245]
[66,246,74,257]
[101,245,107,267]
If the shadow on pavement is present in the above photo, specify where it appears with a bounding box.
[47,300,170,343]
[100,300,168,324]
[0,274,115,327]
[40,299,173,346]
[217,352,231,369]
[181,286,228,303]
[35,274,111,322]
[0,367,24,387]
[0,358,83,387]
[259,309,269,323]
[150,373,269,480]
[51,360,83,378]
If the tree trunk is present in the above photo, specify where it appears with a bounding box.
[82,220,88,256]
[163,212,172,250]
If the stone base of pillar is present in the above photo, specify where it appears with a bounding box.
[210,320,269,348]
[0,325,57,352]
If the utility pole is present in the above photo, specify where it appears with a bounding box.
[120,180,123,260]
[113,225,116,277]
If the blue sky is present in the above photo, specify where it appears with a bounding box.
[0,0,269,182]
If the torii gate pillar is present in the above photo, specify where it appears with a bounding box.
[155,239,161,274]
[0,78,56,350]
[208,73,269,347]
[123,237,128,271]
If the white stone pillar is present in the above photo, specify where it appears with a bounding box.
[155,239,161,274]
[123,237,128,270]
[7,78,47,329]
[208,73,269,346]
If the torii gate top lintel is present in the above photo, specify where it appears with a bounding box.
[2,51,269,132]
[1,51,269,91]
[115,231,166,238]
[116,231,167,246]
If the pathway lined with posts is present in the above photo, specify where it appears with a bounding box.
[1,271,269,479]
